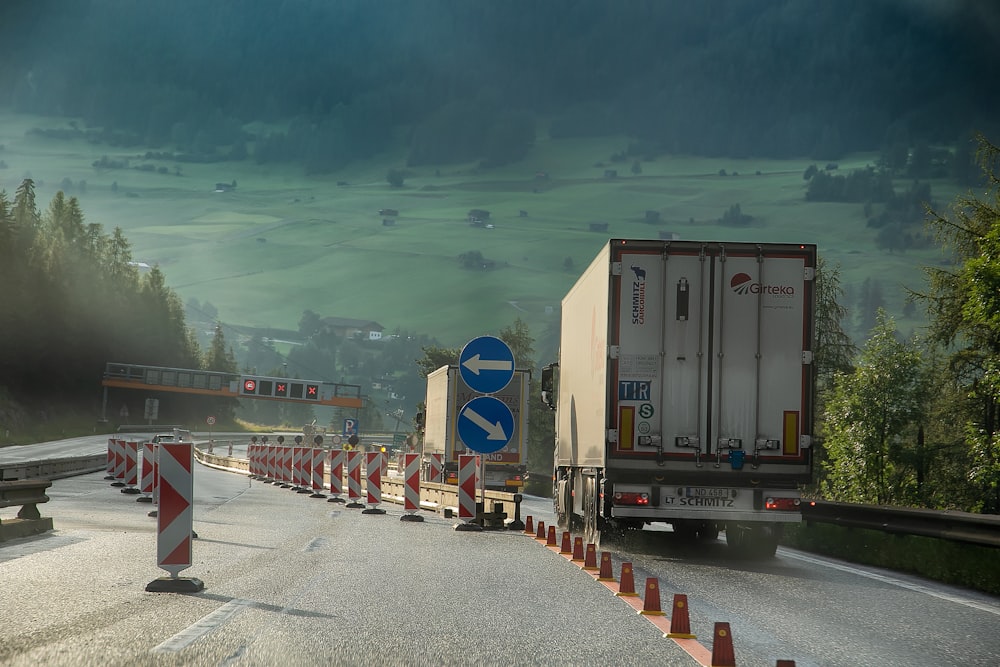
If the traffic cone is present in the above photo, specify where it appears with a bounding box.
[583,543,599,571]
[571,536,585,561]
[597,552,615,582]
[640,577,666,616]
[559,531,572,554]
[546,525,557,546]
[711,622,736,667]
[666,594,696,639]
[524,515,534,535]
[616,562,638,596]
[535,520,547,540]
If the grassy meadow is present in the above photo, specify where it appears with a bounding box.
[0,112,956,350]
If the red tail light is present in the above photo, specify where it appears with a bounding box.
[613,491,649,506]
[765,497,801,511]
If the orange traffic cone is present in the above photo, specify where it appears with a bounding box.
[535,520,547,540]
[616,562,638,597]
[640,577,666,616]
[571,536,585,561]
[583,543,599,570]
[597,552,615,581]
[666,594,696,638]
[546,525,557,546]
[559,531,572,554]
[711,622,736,667]
[524,515,534,535]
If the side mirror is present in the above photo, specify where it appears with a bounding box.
[540,363,557,410]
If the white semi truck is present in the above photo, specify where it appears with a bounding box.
[422,365,530,492]
[541,239,817,557]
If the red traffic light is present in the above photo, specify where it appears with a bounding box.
[306,384,319,399]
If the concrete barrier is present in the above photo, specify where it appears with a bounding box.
[0,479,54,541]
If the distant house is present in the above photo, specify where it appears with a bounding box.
[379,208,399,216]
[658,231,681,241]
[604,169,618,179]
[214,181,236,193]
[468,209,491,221]
[321,317,385,341]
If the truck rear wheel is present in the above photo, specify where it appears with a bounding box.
[725,523,781,558]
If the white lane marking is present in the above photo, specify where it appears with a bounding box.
[781,549,1000,616]
[150,599,255,653]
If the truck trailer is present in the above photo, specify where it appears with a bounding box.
[541,239,817,557]
[422,365,530,492]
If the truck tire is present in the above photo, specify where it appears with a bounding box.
[725,523,781,558]
[554,475,572,530]
[583,476,600,547]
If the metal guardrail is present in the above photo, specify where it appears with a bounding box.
[0,455,106,482]
[0,478,54,541]
[802,500,1000,549]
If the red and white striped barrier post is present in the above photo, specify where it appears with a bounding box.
[454,454,482,531]
[266,444,277,483]
[146,441,203,592]
[309,448,326,498]
[111,438,127,487]
[327,449,345,503]
[104,438,116,480]
[290,446,301,488]
[295,447,311,493]
[345,450,364,508]
[121,440,141,494]
[426,453,444,484]
[137,441,155,503]
[401,452,424,522]
[277,446,290,487]
[362,451,386,515]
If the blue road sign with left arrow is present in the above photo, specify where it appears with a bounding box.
[457,396,514,454]
[459,335,515,394]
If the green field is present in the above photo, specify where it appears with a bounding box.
[0,112,954,349]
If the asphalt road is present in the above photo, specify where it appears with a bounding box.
[3,437,1000,666]
[1,465,695,667]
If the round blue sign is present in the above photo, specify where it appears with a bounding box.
[457,396,514,454]
[459,336,515,394]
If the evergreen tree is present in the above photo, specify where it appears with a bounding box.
[920,135,1000,512]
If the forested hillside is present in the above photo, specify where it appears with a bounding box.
[1,0,996,172]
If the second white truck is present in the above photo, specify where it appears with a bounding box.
[541,239,817,557]
[422,365,530,492]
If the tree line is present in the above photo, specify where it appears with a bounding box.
[1,0,996,172]
[0,179,239,426]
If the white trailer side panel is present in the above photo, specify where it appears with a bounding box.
[422,365,453,458]
[555,243,612,467]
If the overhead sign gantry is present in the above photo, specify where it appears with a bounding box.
[101,362,363,417]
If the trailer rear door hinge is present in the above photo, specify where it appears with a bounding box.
[804,267,816,281]
[611,261,623,276]
[608,345,620,360]
[607,429,619,444]
[802,350,813,364]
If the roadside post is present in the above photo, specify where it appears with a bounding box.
[146,440,203,593]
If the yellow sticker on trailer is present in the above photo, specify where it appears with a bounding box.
[783,411,799,455]
[619,406,635,450]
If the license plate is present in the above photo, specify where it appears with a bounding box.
[685,487,734,498]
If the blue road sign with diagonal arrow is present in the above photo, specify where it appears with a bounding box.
[457,396,514,454]
[459,335,515,395]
